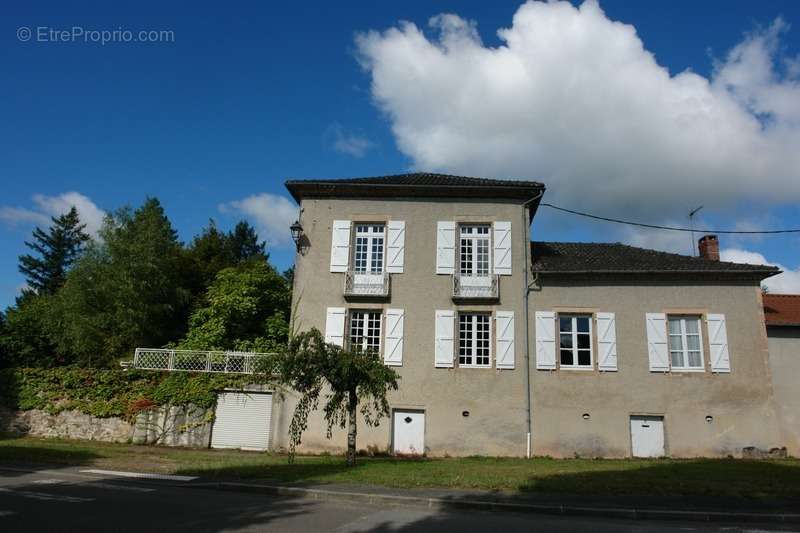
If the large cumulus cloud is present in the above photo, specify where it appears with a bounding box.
[355,0,800,219]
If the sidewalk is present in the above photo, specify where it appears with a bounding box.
[189,477,800,524]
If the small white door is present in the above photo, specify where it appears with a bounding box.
[211,392,272,451]
[393,410,425,455]
[630,415,665,458]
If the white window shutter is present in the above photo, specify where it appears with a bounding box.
[535,311,556,370]
[324,307,346,347]
[493,221,512,276]
[646,313,669,372]
[495,311,515,369]
[596,312,618,371]
[707,314,731,373]
[386,221,406,274]
[434,310,454,368]
[436,221,455,275]
[329,220,351,273]
[384,309,404,366]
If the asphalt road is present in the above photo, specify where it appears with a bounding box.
[0,466,797,532]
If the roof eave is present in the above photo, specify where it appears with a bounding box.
[285,181,545,204]
[534,268,780,280]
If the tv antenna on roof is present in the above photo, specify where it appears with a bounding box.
[688,205,704,256]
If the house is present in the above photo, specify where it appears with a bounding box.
[764,294,800,457]
[274,172,787,458]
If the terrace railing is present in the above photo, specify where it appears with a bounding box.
[132,348,275,374]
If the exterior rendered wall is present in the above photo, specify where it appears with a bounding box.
[530,280,782,458]
[767,325,800,457]
[277,196,532,456]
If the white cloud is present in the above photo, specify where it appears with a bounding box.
[355,1,800,220]
[324,123,374,158]
[218,193,298,248]
[619,218,708,255]
[0,207,49,227]
[721,248,800,293]
[0,192,105,237]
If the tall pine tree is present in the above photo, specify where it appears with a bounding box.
[18,207,90,295]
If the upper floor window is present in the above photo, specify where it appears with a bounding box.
[353,224,385,273]
[349,310,382,354]
[459,225,490,277]
[668,315,704,371]
[458,312,491,367]
[559,314,593,369]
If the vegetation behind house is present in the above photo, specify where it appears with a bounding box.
[0,367,262,421]
[0,197,292,368]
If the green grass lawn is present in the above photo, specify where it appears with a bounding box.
[1,436,798,501]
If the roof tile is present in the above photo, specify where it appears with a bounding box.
[531,241,780,276]
[764,294,800,326]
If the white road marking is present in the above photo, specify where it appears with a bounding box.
[0,487,94,503]
[29,476,154,493]
[0,510,16,517]
[80,469,197,482]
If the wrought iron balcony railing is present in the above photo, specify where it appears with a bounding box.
[344,270,390,298]
[452,273,499,300]
[132,348,275,374]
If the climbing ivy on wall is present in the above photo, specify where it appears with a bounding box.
[0,368,265,422]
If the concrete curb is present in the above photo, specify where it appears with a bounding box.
[192,481,800,524]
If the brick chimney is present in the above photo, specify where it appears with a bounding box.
[698,234,720,261]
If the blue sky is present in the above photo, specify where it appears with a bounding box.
[2,0,800,307]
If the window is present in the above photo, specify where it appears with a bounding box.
[459,225,490,276]
[353,224,385,273]
[668,316,704,370]
[349,310,382,354]
[559,315,593,369]
[458,313,491,367]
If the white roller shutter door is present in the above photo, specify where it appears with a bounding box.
[211,392,272,451]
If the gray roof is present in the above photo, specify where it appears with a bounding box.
[285,172,545,203]
[531,241,780,278]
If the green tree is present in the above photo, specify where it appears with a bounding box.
[183,220,270,306]
[279,329,399,466]
[18,207,90,295]
[184,220,237,300]
[49,198,191,366]
[0,293,62,367]
[179,261,290,352]
[228,221,268,263]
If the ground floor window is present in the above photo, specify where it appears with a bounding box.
[458,313,491,367]
[559,314,593,369]
[349,310,382,355]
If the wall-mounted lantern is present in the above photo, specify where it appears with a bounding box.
[290,220,303,251]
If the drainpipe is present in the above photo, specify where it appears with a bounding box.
[521,190,544,459]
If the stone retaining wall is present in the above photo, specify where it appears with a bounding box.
[0,405,213,447]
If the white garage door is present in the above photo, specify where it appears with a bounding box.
[630,415,665,458]
[211,392,272,451]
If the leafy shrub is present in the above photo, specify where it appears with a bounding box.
[0,367,258,422]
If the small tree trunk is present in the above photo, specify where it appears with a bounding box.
[346,389,358,466]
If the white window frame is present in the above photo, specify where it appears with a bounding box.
[348,310,382,356]
[458,225,492,277]
[352,224,386,273]
[458,312,492,368]
[558,314,594,371]
[667,315,705,372]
